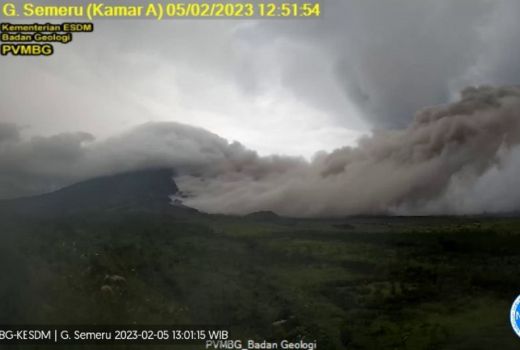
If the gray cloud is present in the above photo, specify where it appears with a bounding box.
[0,121,305,199]
[251,0,503,128]
[177,86,520,216]
[2,86,520,217]
[3,1,520,216]
[5,0,520,145]
[0,123,20,144]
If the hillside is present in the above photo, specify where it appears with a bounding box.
[0,170,519,349]
[0,168,192,217]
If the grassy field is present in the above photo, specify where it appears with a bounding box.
[1,211,520,349]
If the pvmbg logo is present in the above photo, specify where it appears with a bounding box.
[510,295,520,337]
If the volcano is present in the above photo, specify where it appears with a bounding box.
[0,168,193,217]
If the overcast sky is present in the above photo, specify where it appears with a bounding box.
[2,0,520,158]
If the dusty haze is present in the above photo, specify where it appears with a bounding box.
[1,86,520,217]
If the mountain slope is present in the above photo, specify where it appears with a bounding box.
[0,168,190,217]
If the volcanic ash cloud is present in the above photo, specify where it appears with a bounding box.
[2,86,520,217]
[177,86,520,216]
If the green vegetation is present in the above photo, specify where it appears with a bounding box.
[1,212,520,349]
